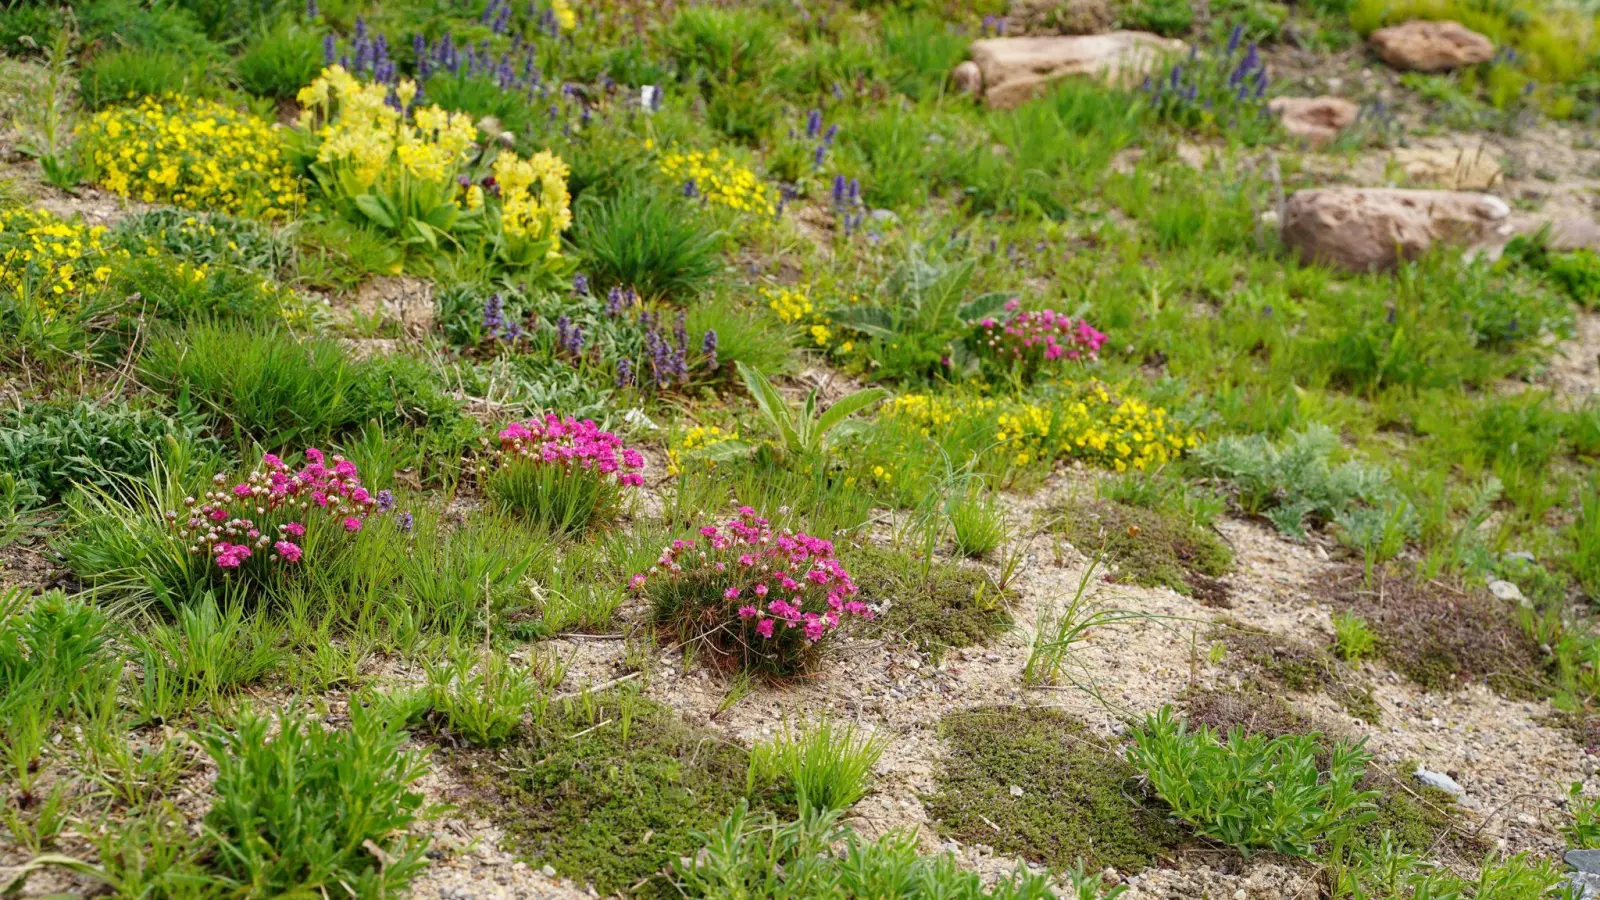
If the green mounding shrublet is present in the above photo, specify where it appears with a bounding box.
[847,544,1012,660]
[482,693,770,898]
[1047,497,1232,604]
[925,706,1181,872]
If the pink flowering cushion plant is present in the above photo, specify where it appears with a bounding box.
[975,300,1108,382]
[632,507,871,677]
[477,415,645,535]
[164,448,378,584]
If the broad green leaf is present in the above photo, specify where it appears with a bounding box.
[814,387,888,447]
[736,363,802,454]
[353,194,396,229]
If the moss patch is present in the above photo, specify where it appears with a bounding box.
[848,545,1011,660]
[1048,499,1232,604]
[925,706,1180,872]
[1545,709,1600,752]
[1184,686,1310,739]
[1211,620,1382,724]
[482,694,761,898]
[1330,568,1542,697]
[1354,765,1484,863]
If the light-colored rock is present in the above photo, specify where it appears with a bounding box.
[961,32,1185,108]
[1281,188,1512,272]
[1544,218,1600,252]
[1488,579,1530,607]
[1568,849,1600,874]
[1568,872,1600,900]
[1392,146,1502,190]
[1268,96,1359,145]
[1370,20,1494,72]
[952,60,982,96]
[1415,766,1466,796]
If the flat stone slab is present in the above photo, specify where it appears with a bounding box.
[960,32,1185,108]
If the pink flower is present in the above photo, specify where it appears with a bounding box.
[232,483,253,498]
[213,543,251,569]
[755,618,775,638]
[305,448,325,465]
[803,616,825,642]
[737,605,758,618]
[342,517,363,533]
[275,540,303,562]
[284,521,306,536]
[724,586,741,600]
[629,573,648,591]
[754,583,769,597]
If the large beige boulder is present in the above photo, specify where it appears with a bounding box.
[1391,146,1501,190]
[961,33,1185,108]
[1369,20,1494,72]
[1268,96,1359,145]
[1282,188,1512,272]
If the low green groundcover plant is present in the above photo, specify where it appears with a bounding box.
[926,706,1179,872]
[1126,706,1379,857]
[201,705,431,896]
[673,801,1115,899]
[0,400,212,508]
[490,693,760,898]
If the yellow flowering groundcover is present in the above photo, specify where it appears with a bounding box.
[667,425,741,474]
[881,383,1199,475]
[79,96,304,218]
[659,147,776,216]
[0,207,128,322]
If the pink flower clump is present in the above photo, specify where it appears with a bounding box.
[164,448,379,576]
[977,301,1108,370]
[630,506,870,675]
[486,414,646,488]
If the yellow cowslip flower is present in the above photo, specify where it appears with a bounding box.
[495,149,574,255]
[396,79,418,109]
[881,382,1197,476]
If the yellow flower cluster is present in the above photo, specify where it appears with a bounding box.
[763,286,812,324]
[79,95,303,218]
[667,425,740,475]
[886,394,999,437]
[551,0,576,30]
[494,150,573,250]
[298,66,476,192]
[659,148,776,216]
[0,207,127,320]
[888,385,1198,473]
[760,285,837,348]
